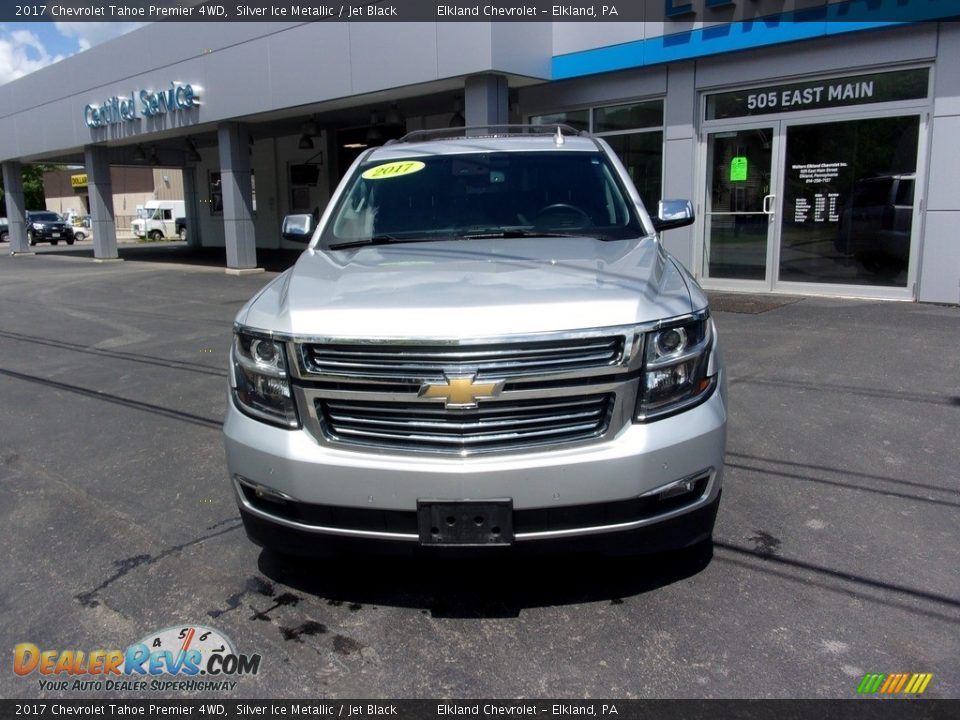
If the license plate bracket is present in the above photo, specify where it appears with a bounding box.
[417,500,513,546]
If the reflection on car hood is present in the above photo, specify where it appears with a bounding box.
[240,236,695,338]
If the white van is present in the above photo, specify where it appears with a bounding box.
[131,200,185,240]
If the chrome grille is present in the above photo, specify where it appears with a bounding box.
[299,336,624,380]
[317,394,613,453]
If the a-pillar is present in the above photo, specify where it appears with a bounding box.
[2,161,29,254]
[85,145,120,261]
[217,122,260,274]
[464,74,509,126]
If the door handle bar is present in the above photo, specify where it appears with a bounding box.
[763,194,776,215]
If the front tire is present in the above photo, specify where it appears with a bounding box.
[0,230,8,242]
[28,231,36,246]
[65,237,74,245]
[178,227,187,241]
[148,230,163,241]
[73,231,86,242]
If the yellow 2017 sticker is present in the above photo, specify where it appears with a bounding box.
[361,161,425,180]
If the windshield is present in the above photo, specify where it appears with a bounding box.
[320,151,646,247]
[29,212,60,222]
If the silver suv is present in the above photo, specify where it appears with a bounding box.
[223,126,726,556]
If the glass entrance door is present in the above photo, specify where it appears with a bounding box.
[776,115,921,290]
[702,125,779,284]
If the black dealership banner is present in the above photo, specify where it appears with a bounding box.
[1,700,959,719]
[2,0,959,23]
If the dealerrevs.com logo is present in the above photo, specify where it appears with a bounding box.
[14,625,261,693]
[857,672,934,695]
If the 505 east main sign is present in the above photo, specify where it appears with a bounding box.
[84,82,199,129]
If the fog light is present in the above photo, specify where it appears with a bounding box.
[234,474,295,504]
[658,478,697,500]
[641,471,711,501]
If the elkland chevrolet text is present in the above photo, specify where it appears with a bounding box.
[223,126,727,556]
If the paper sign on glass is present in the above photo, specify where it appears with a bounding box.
[730,156,748,182]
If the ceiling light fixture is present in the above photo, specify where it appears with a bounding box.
[449,98,465,128]
[302,117,320,137]
[385,103,405,128]
[366,111,383,145]
[299,116,320,150]
[185,138,202,162]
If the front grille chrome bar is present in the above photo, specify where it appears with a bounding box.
[298,336,627,381]
[317,394,614,453]
[286,325,652,454]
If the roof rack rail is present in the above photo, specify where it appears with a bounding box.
[389,124,586,145]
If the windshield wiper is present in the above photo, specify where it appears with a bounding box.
[329,229,614,250]
[456,229,610,240]
[328,235,426,250]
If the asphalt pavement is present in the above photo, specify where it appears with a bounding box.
[0,245,957,699]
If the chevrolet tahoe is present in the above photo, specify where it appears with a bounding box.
[223,125,727,556]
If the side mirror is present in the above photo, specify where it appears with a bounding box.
[652,199,695,232]
[282,214,313,243]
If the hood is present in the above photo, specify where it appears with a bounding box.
[239,237,695,338]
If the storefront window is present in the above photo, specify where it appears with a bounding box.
[593,100,662,132]
[208,170,256,216]
[208,171,222,215]
[529,110,589,132]
[603,131,663,216]
[779,115,919,287]
[530,99,664,211]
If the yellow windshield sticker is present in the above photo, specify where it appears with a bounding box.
[362,161,425,180]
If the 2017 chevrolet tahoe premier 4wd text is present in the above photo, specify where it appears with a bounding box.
[223,126,727,556]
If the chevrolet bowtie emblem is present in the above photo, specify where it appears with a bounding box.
[418,374,505,409]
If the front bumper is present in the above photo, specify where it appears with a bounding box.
[223,380,726,550]
[33,228,73,241]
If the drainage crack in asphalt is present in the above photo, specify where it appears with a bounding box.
[0,367,222,430]
[74,520,243,608]
[714,540,960,611]
[0,328,226,377]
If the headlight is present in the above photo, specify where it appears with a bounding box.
[231,329,299,428]
[635,312,716,422]
[32,223,44,230]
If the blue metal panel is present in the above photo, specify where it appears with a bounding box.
[552,0,958,80]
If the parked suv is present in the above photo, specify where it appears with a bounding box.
[835,173,914,276]
[27,211,74,246]
[224,126,727,557]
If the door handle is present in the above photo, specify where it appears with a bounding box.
[763,194,776,215]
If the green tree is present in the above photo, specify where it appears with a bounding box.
[0,164,63,213]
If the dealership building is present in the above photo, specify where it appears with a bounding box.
[1,2,958,302]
